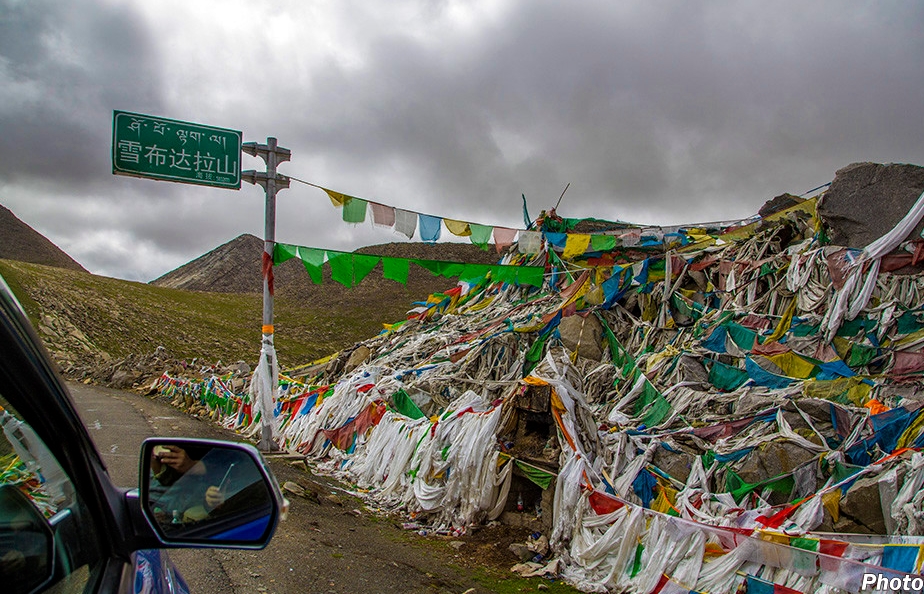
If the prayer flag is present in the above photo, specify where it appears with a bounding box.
[394,208,417,239]
[590,234,617,252]
[469,223,493,250]
[327,252,353,287]
[343,197,367,223]
[419,214,442,243]
[513,460,556,489]
[517,231,543,254]
[371,203,396,227]
[493,227,517,253]
[562,234,591,259]
[382,257,410,284]
[324,188,350,207]
[353,254,380,285]
[444,219,472,237]
[881,544,921,574]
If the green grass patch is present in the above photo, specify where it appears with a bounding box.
[0,259,390,367]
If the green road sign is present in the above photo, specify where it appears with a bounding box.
[112,110,242,189]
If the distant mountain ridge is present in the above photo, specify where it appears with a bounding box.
[0,204,88,272]
[151,233,505,310]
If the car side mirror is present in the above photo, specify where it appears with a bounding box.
[0,484,54,592]
[139,438,284,548]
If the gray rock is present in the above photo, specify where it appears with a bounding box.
[652,441,695,484]
[735,440,817,486]
[110,369,140,389]
[679,355,709,384]
[558,314,603,361]
[839,475,887,534]
[759,193,805,218]
[817,162,924,249]
[343,345,371,373]
[508,542,534,562]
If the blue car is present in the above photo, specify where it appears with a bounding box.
[0,273,286,594]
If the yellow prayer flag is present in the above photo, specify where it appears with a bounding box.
[444,219,472,237]
[845,382,872,406]
[758,531,790,545]
[898,410,924,450]
[324,188,350,207]
[767,350,817,379]
[822,489,841,522]
[651,485,679,515]
[562,234,592,259]
[523,376,550,387]
[766,299,797,343]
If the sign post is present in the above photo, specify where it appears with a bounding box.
[112,111,288,452]
[242,139,290,452]
[112,111,241,189]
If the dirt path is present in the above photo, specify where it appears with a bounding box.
[69,381,579,593]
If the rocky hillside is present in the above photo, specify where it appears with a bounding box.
[0,204,88,272]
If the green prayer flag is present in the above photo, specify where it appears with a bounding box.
[459,264,492,283]
[342,197,367,223]
[513,460,555,489]
[726,322,757,351]
[492,265,516,285]
[897,312,924,335]
[353,254,380,285]
[708,359,749,392]
[299,247,326,268]
[273,243,299,265]
[303,262,323,284]
[791,537,819,552]
[382,257,410,284]
[702,450,715,469]
[515,266,545,288]
[414,259,442,275]
[392,389,425,420]
[726,469,795,503]
[642,393,672,427]
[469,224,493,250]
[630,543,645,577]
[328,253,353,287]
[524,334,548,376]
[590,234,617,252]
[848,343,877,367]
[438,262,466,278]
[297,247,327,285]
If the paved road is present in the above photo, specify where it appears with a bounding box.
[67,382,517,594]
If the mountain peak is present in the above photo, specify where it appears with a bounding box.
[0,204,88,272]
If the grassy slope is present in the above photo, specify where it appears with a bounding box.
[0,259,411,369]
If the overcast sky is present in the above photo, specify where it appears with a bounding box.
[2,0,922,282]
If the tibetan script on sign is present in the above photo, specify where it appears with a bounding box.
[112,111,242,189]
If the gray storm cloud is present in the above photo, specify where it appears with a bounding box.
[1,0,922,280]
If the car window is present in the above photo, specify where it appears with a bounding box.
[0,393,103,593]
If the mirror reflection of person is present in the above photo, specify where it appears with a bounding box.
[150,445,226,523]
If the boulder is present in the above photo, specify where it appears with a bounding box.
[817,162,924,249]
[558,313,603,361]
[343,345,371,374]
[679,355,709,385]
[652,441,695,484]
[735,440,817,486]
[839,475,887,534]
[759,193,805,218]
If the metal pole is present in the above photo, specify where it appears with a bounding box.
[242,138,290,452]
[260,137,277,451]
